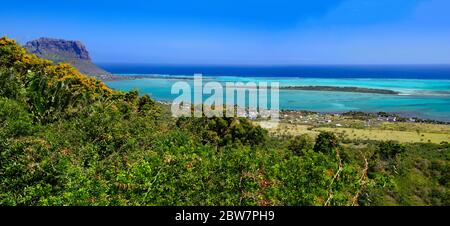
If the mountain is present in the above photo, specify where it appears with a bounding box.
[24,37,113,80]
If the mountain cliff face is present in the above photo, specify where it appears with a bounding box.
[24,38,112,80]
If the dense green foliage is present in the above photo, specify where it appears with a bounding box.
[176,114,268,147]
[288,134,314,156]
[0,37,448,206]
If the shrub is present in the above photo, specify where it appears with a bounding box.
[0,98,33,138]
[288,134,314,155]
[177,116,268,147]
[314,132,339,154]
[377,141,406,160]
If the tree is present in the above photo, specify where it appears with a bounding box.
[313,132,339,154]
[377,141,405,160]
[177,115,267,147]
[288,134,314,155]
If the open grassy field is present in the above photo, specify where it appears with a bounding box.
[258,122,318,137]
[378,122,450,134]
[314,127,450,144]
[258,122,450,144]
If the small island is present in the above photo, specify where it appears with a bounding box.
[280,86,399,95]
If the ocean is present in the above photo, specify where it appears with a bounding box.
[100,64,450,121]
[100,64,450,79]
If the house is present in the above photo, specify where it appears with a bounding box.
[248,111,258,120]
[387,116,397,122]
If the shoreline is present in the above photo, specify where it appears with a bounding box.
[155,101,450,124]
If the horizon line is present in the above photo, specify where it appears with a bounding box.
[96,63,450,67]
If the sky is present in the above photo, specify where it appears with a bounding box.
[1,0,450,65]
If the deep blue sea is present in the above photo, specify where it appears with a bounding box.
[100,64,450,79]
[100,64,450,121]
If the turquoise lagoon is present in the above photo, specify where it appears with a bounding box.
[106,76,450,121]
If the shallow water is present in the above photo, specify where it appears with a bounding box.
[106,76,450,121]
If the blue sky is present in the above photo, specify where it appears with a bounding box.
[1,0,450,65]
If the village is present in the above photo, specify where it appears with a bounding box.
[254,109,450,144]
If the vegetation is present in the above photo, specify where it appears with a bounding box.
[265,122,450,144]
[316,127,450,144]
[288,134,314,156]
[0,37,448,206]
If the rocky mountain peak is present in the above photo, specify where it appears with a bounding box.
[24,37,112,79]
[25,37,91,61]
